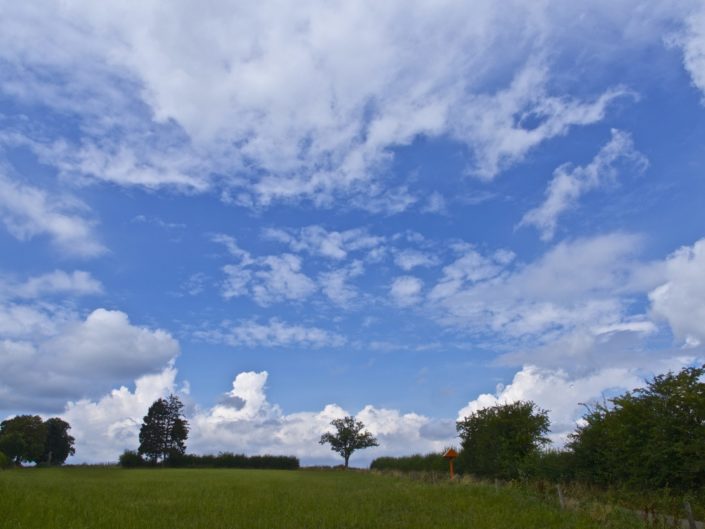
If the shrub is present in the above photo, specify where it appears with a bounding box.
[0,451,9,469]
[370,453,448,473]
[166,452,299,470]
[119,450,145,468]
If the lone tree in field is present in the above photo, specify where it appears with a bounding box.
[319,416,378,468]
[138,394,189,464]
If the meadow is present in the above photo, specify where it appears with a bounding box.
[0,467,645,529]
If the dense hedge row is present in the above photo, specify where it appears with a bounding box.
[119,450,299,470]
[370,453,448,473]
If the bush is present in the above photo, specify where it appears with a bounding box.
[370,453,448,473]
[520,449,575,482]
[0,451,9,469]
[119,450,145,468]
[167,452,299,470]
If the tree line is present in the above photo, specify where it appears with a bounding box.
[373,364,705,493]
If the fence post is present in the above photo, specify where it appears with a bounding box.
[684,501,696,529]
[556,484,565,510]
[494,479,499,492]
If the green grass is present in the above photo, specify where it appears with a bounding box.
[0,467,643,528]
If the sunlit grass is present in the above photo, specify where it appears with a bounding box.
[0,467,643,528]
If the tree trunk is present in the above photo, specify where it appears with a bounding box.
[344,454,349,469]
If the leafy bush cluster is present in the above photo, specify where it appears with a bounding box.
[451,364,705,494]
[370,453,448,473]
[119,450,299,470]
[567,365,705,491]
[0,451,9,469]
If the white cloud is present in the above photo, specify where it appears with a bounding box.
[0,308,179,412]
[263,225,384,261]
[394,249,440,271]
[672,4,705,101]
[650,238,705,346]
[520,129,648,241]
[62,365,180,463]
[390,276,424,307]
[1,1,672,208]
[429,233,663,339]
[196,319,346,348]
[319,261,364,307]
[0,172,105,257]
[216,234,317,306]
[63,369,455,465]
[458,365,649,444]
[0,270,102,300]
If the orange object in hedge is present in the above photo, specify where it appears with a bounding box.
[443,448,458,479]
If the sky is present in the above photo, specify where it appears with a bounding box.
[1,0,705,466]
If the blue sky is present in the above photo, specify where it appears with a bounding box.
[1,0,705,465]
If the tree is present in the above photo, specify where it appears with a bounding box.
[319,416,378,468]
[456,401,550,479]
[43,418,75,465]
[0,415,47,465]
[138,394,189,464]
[569,364,705,490]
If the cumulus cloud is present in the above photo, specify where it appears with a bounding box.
[63,366,180,463]
[520,129,648,241]
[390,276,424,307]
[457,365,650,443]
[650,238,705,346]
[0,308,179,412]
[0,172,105,257]
[1,0,674,208]
[195,318,346,348]
[63,369,455,465]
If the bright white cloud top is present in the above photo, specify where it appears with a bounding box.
[0,0,704,465]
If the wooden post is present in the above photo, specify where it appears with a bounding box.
[556,484,565,510]
[684,501,696,529]
[494,478,499,492]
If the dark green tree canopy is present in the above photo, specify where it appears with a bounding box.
[0,415,47,465]
[569,364,705,490]
[319,416,378,468]
[0,415,76,466]
[456,400,550,479]
[138,394,189,464]
[43,418,76,465]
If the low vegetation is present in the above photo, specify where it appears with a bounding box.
[0,467,643,529]
[119,450,299,470]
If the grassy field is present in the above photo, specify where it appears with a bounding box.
[0,467,644,528]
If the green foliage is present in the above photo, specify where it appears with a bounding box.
[138,395,189,464]
[0,415,47,464]
[0,451,8,469]
[319,416,378,468]
[166,452,299,470]
[568,364,705,491]
[520,449,575,483]
[456,401,550,479]
[119,450,146,468]
[43,418,76,465]
[370,453,448,473]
